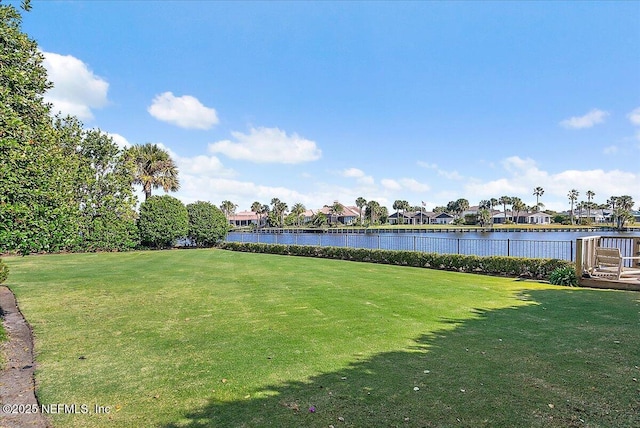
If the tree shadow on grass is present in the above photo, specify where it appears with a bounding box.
[161,288,640,428]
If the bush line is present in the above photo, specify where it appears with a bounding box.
[219,242,574,280]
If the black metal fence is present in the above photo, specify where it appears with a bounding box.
[226,232,575,261]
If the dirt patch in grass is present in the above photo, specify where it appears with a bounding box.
[0,285,50,427]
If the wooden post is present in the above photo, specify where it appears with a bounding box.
[575,237,584,278]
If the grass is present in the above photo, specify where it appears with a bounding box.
[4,249,640,427]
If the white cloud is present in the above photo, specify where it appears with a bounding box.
[628,107,640,126]
[381,179,402,191]
[417,160,463,180]
[560,109,609,129]
[464,156,639,211]
[341,167,374,185]
[398,178,430,193]
[148,92,219,130]
[42,51,109,120]
[380,178,429,193]
[208,127,321,164]
[177,155,235,178]
[603,145,618,155]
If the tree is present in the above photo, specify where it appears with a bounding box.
[477,209,491,227]
[567,189,579,224]
[489,198,498,212]
[533,187,544,212]
[498,196,512,223]
[366,200,381,224]
[312,212,328,227]
[326,201,344,225]
[393,200,402,223]
[0,4,79,254]
[138,195,188,248]
[290,203,306,226]
[260,204,271,227]
[511,197,526,224]
[56,117,139,251]
[251,201,262,228]
[607,196,618,226]
[614,195,634,229]
[355,197,367,224]
[186,201,228,247]
[269,198,288,228]
[454,198,469,219]
[127,143,179,200]
[220,200,238,220]
[586,190,595,221]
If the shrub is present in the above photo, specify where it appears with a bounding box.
[549,266,579,287]
[138,195,188,248]
[219,242,574,281]
[186,201,229,247]
[0,259,8,284]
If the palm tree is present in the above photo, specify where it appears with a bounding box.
[455,198,469,220]
[366,200,381,224]
[567,189,579,224]
[355,197,367,225]
[291,202,306,226]
[489,198,498,212]
[511,197,525,224]
[127,143,179,200]
[533,187,544,212]
[251,201,262,228]
[401,200,411,224]
[260,204,270,227]
[220,200,238,221]
[392,200,402,224]
[498,196,511,223]
[586,190,595,221]
[607,196,618,227]
[326,201,344,225]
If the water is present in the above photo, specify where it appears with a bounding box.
[226,229,640,261]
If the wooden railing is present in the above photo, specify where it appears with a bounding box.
[576,236,640,278]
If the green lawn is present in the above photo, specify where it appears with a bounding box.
[4,250,640,427]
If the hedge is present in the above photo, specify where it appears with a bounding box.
[219,242,574,280]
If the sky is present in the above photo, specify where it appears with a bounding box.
[20,0,640,213]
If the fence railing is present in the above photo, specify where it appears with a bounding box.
[226,232,576,261]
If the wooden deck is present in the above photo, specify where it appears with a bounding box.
[579,275,640,291]
[576,235,640,291]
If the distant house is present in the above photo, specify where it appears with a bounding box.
[314,203,360,225]
[388,212,414,225]
[492,211,551,224]
[432,212,455,225]
[525,212,552,224]
[228,211,261,227]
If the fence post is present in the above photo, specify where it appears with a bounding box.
[413,236,416,252]
[570,240,574,262]
[378,235,381,249]
[507,239,510,257]
[457,238,460,254]
[575,238,583,276]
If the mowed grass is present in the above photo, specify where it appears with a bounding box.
[4,250,640,427]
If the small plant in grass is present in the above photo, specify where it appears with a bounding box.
[549,266,578,286]
[0,258,8,284]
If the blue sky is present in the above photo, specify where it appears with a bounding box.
[22,1,640,213]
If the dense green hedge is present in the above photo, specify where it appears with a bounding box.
[219,242,574,280]
[0,258,8,284]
